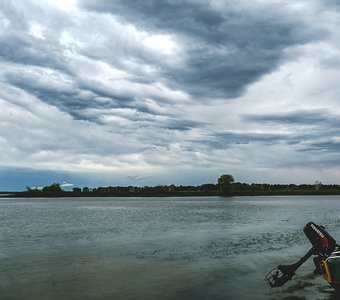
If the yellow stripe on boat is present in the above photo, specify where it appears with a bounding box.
[322,260,333,284]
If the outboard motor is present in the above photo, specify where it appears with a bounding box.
[265,222,337,288]
[303,222,336,257]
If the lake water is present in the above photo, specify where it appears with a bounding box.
[1,196,340,300]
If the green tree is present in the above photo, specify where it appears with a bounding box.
[82,187,90,193]
[42,183,62,193]
[217,174,235,195]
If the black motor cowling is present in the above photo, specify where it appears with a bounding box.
[304,222,336,257]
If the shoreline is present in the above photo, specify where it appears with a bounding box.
[3,190,340,198]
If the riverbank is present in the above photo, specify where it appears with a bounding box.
[4,189,340,198]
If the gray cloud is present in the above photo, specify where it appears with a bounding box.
[302,141,340,153]
[79,0,324,99]
[0,0,326,122]
[200,131,287,149]
[4,71,203,131]
[325,0,340,8]
[4,72,128,121]
[245,110,340,127]
[1,0,340,189]
[0,1,73,72]
[242,110,340,158]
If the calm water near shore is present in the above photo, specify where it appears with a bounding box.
[2,196,340,299]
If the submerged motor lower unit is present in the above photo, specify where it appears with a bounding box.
[265,222,340,290]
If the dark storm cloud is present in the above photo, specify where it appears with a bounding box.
[78,82,134,105]
[80,0,323,99]
[196,125,340,154]
[325,0,340,8]
[245,110,340,127]
[5,71,144,114]
[195,131,288,150]
[302,141,340,153]
[0,34,66,71]
[4,73,104,120]
[0,0,325,126]
[244,110,340,155]
[166,119,205,131]
[0,1,72,71]
[5,72,203,130]
[79,0,222,34]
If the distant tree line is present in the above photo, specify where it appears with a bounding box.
[18,175,340,197]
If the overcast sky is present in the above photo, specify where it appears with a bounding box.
[1,0,340,190]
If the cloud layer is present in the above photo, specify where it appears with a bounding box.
[1,0,340,189]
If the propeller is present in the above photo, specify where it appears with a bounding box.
[265,248,315,288]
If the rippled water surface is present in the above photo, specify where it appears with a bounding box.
[2,196,340,299]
